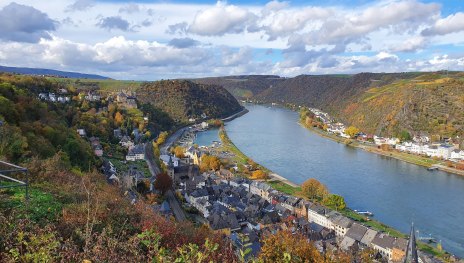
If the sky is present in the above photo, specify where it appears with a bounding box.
[0,0,463,80]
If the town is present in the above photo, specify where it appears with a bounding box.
[147,126,435,263]
[306,107,464,165]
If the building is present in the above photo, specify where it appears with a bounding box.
[160,155,179,167]
[77,128,86,137]
[126,144,145,161]
[307,203,332,229]
[119,136,134,149]
[84,91,101,101]
[371,233,396,260]
[403,224,419,263]
[451,149,464,160]
[328,212,353,237]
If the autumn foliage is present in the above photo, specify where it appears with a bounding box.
[259,230,323,263]
[251,169,268,180]
[154,172,173,195]
[200,155,221,172]
[301,178,329,201]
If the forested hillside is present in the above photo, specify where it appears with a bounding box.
[339,73,464,139]
[192,75,285,99]
[197,72,464,141]
[0,74,237,261]
[137,80,243,122]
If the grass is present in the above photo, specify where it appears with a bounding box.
[47,77,143,93]
[267,180,301,196]
[0,184,63,223]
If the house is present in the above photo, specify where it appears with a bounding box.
[281,196,301,214]
[113,129,122,139]
[77,128,86,137]
[295,200,311,218]
[94,145,103,157]
[84,91,101,101]
[119,136,134,149]
[117,92,127,103]
[167,164,200,188]
[89,137,100,147]
[328,212,353,237]
[125,96,137,109]
[370,233,396,261]
[374,136,388,145]
[340,222,369,250]
[160,155,179,167]
[307,203,332,229]
[425,145,439,158]
[437,144,455,160]
[184,174,207,193]
[126,144,145,161]
[451,149,464,160]
[360,228,378,247]
[250,181,271,200]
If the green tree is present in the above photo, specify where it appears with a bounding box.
[323,194,346,211]
[398,130,412,141]
[0,124,28,162]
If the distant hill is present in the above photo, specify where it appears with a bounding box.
[192,72,464,141]
[192,75,285,99]
[137,79,243,122]
[0,65,109,80]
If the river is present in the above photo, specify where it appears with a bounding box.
[196,104,464,257]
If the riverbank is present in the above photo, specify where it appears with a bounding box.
[300,122,464,177]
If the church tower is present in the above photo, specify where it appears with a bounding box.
[404,223,419,263]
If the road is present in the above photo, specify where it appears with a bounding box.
[144,136,188,222]
[144,142,161,175]
[160,127,188,155]
[166,190,187,222]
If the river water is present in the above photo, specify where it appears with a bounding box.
[196,104,464,257]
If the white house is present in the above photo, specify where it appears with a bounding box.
[437,144,455,160]
[201,122,209,129]
[126,144,145,161]
[307,204,333,229]
[77,128,86,137]
[451,149,464,160]
[425,145,439,158]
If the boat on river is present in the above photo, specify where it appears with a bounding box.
[354,210,374,216]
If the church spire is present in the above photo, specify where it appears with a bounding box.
[404,223,419,263]
[168,155,174,169]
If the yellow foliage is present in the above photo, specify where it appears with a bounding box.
[259,230,323,263]
[251,169,267,180]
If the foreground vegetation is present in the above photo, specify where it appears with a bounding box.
[0,73,237,261]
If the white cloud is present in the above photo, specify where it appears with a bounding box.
[188,1,257,36]
[222,46,253,66]
[297,0,440,47]
[422,12,464,36]
[259,6,332,40]
[390,36,428,52]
